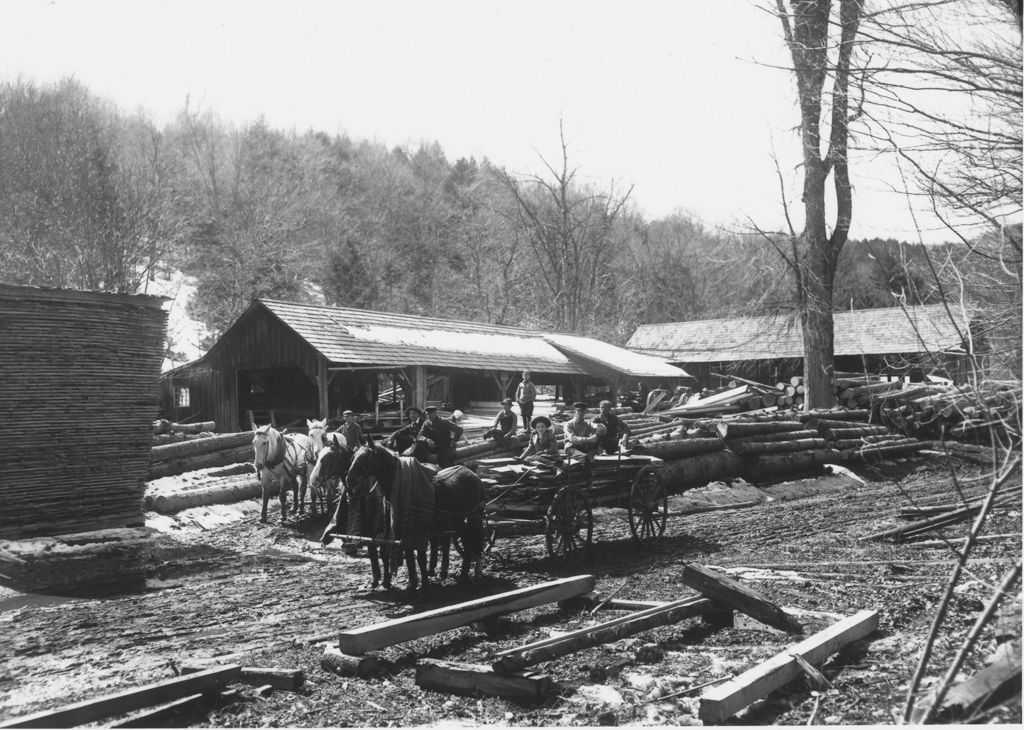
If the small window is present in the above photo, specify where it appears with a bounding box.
[175,386,191,408]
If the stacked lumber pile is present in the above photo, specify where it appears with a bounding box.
[148,432,254,480]
[0,284,167,540]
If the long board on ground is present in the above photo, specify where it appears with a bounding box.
[699,609,879,724]
[680,563,803,634]
[338,575,595,655]
[0,665,241,729]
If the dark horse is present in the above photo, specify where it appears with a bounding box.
[310,436,393,591]
[346,437,485,597]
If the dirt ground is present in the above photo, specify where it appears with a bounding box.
[0,453,1020,727]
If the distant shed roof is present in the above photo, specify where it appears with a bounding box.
[627,305,972,363]
[249,300,689,379]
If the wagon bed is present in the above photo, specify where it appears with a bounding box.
[476,452,668,561]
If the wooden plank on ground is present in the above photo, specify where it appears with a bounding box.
[181,664,304,691]
[416,659,555,703]
[108,694,205,728]
[338,575,595,655]
[0,665,241,729]
[933,640,1022,722]
[680,563,803,634]
[493,596,714,674]
[698,609,879,724]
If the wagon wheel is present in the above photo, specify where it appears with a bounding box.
[628,467,667,545]
[545,485,593,562]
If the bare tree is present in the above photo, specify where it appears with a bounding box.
[493,120,633,334]
[772,0,866,408]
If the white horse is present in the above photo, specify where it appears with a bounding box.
[251,419,328,523]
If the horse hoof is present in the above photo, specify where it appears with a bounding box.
[456,574,471,586]
[382,581,393,590]
[321,534,334,546]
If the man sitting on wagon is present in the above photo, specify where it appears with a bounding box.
[594,399,632,454]
[520,415,560,466]
[563,401,605,462]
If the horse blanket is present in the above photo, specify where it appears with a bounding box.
[388,456,436,551]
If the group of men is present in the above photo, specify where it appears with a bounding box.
[385,404,465,467]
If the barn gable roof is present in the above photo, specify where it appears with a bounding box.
[253,300,690,379]
[627,305,973,363]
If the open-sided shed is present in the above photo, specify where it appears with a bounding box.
[161,299,689,431]
[627,304,977,386]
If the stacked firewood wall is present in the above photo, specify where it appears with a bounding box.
[0,284,167,539]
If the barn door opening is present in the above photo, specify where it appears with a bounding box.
[238,367,317,430]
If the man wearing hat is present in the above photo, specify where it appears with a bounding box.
[520,415,559,466]
[385,406,426,453]
[563,401,603,459]
[483,398,518,442]
[337,409,364,449]
[420,405,464,467]
[594,399,632,454]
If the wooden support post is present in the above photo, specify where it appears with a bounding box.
[680,563,803,634]
[412,365,427,411]
[492,596,715,674]
[416,659,556,703]
[317,358,330,420]
[698,609,879,724]
[0,665,241,729]
[338,575,595,655]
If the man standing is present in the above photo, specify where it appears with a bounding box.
[594,399,632,454]
[338,409,364,449]
[421,405,465,467]
[515,370,536,433]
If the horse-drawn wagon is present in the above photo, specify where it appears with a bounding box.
[476,451,668,561]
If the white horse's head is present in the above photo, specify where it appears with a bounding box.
[306,418,328,451]
[252,423,283,468]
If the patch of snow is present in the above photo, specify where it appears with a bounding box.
[138,268,209,372]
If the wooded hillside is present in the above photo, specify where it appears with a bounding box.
[0,78,1016,373]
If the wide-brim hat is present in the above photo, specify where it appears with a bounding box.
[531,415,551,428]
[424,405,438,413]
[572,402,588,410]
[406,407,423,417]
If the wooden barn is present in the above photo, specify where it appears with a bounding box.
[0,284,167,590]
[160,299,689,431]
[627,304,979,387]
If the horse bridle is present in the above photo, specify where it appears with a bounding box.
[254,429,286,469]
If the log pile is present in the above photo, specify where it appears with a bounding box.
[876,380,1021,444]
[145,468,260,514]
[148,432,255,480]
[0,284,167,540]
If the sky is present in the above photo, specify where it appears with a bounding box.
[0,0,967,243]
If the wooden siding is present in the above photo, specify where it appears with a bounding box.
[0,284,167,539]
[168,305,323,431]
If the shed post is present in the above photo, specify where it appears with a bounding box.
[317,358,330,420]
[412,365,427,410]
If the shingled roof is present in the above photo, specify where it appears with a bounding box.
[253,300,689,379]
[627,305,973,363]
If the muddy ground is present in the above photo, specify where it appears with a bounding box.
[0,454,1020,727]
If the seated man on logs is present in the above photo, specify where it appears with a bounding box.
[483,398,519,444]
[519,415,560,467]
[386,406,427,454]
[563,401,605,462]
[419,405,465,468]
[593,399,632,454]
